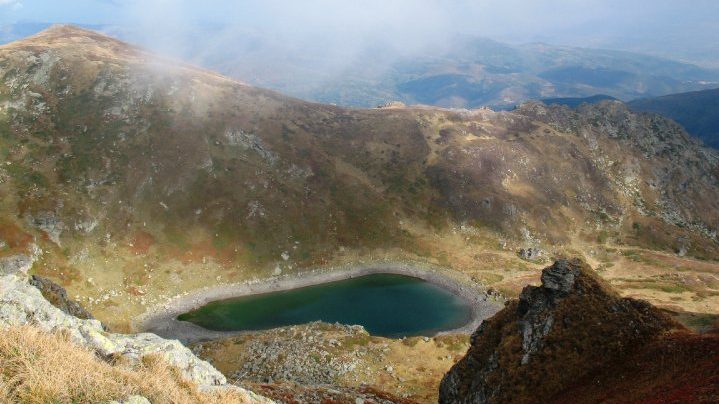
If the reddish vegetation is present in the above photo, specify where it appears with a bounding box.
[440,259,719,403]
[0,220,33,253]
[557,331,719,403]
[177,241,237,266]
[128,230,155,255]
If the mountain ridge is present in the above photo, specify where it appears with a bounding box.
[538,89,719,150]
[1,25,719,404]
[0,26,718,333]
[4,23,719,109]
[628,87,719,149]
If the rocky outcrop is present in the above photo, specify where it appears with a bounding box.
[517,247,542,261]
[0,254,34,276]
[245,381,418,404]
[439,259,677,404]
[29,274,98,322]
[196,322,368,385]
[0,254,270,403]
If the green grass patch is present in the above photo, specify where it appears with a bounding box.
[343,334,371,349]
[654,284,692,294]
[620,279,691,294]
[622,250,642,262]
[5,162,48,190]
[596,230,609,244]
[163,223,188,248]
[621,250,663,266]
[212,222,239,250]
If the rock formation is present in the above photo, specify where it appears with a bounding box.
[439,259,681,403]
[0,252,270,403]
[30,274,99,323]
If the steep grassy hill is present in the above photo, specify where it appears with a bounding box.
[1,26,718,330]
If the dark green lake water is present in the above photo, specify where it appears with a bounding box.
[177,273,472,337]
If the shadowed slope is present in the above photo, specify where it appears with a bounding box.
[629,88,719,149]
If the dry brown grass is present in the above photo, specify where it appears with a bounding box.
[0,378,11,403]
[0,326,253,404]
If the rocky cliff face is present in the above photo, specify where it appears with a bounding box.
[0,251,270,403]
[439,259,680,403]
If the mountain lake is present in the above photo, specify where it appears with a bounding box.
[177,273,473,337]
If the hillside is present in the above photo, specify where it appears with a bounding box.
[0,251,269,403]
[0,25,718,334]
[440,259,719,403]
[629,88,719,149]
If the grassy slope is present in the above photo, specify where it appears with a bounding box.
[0,326,255,403]
[0,26,717,330]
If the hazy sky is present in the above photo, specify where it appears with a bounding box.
[1,0,718,66]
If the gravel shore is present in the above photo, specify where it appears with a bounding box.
[136,261,504,343]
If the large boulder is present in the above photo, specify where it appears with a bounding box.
[439,259,677,404]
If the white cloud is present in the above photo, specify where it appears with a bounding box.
[3,0,718,66]
[0,0,22,10]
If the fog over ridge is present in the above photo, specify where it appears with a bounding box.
[2,0,719,67]
[2,1,719,108]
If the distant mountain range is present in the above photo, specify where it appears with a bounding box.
[2,22,719,110]
[541,94,618,108]
[628,88,719,149]
[541,89,719,149]
[215,35,719,109]
[6,23,717,150]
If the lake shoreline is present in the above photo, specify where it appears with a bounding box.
[136,261,504,344]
